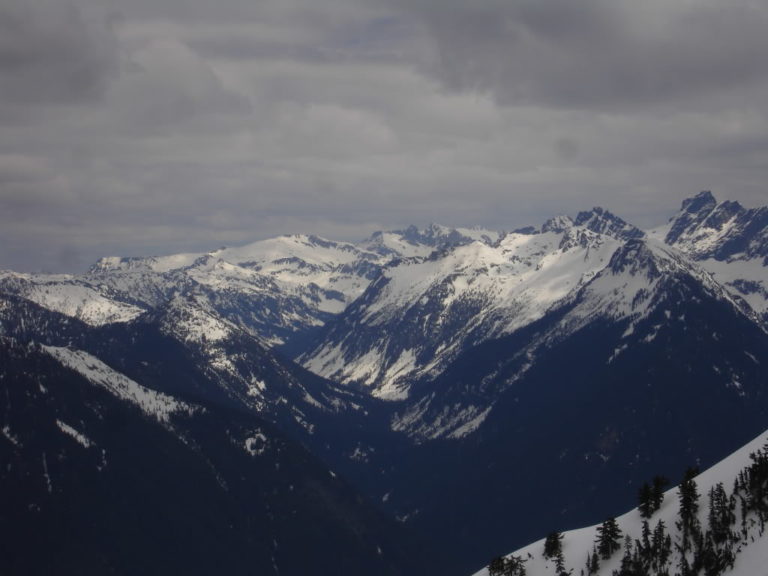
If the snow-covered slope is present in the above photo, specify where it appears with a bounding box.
[300,211,637,399]
[143,294,367,427]
[43,345,194,424]
[389,236,761,441]
[0,272,144,325]
[359,223,503,259]
[472,428,768,576]
[0,288,373,456]
[553,237,752,341]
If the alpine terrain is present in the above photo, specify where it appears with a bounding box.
[2,191,768,576]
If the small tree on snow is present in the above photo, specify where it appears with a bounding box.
[488,556,506,576]
[543,531,564,559]
[595,517,622,559]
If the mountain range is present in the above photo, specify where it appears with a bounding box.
[2,190,768,575]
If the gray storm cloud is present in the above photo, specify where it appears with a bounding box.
[0,0,767,272]
[0,0,118,105]
[400,0,768,110]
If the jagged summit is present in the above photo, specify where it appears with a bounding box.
[665,191,768,263]
[574,206,645,241]
[400,223,461,246]
[541,214,574,233]
[538,207,643,242]
[665,190,719,245]
[682,189,717,214]
[563,237,745,332]
[658,192,768,322]
[664,190,768,260]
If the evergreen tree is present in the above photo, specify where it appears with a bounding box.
[640,520,651,559]
[614,535,640,576]
[677,551,695,576]
[543,531,564,560]
[503,555,527,576]
[638,482,654,519]
[652,475,670,511]
[488,556,506,576]
[639,475,669,519]
[596,517,622,559]
[708,482,735,544]
[543,530,568,574]
[586,547,600,575]
[679,467,701,519]
[651,519,672,572]
[555,555,568,576]
[744,445,768,522]
[677,467,701,553]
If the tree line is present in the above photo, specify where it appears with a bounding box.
[486,441,768,576]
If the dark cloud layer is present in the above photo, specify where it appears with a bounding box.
[0,0,118,105]
[0,0,767,272]
[402,0,768,110]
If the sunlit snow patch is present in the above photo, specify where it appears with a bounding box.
[43,346,195,423]
[244,431,268,456]
[56,419,94,448]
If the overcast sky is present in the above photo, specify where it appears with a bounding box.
[2,0,768,272]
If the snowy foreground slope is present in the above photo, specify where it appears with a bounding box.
[472,429,768,576]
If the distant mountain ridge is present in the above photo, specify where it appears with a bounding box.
[2,192,764,357]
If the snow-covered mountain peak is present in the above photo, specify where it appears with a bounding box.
[541,215,574,234]
[577,240,692,312]
[399,223,475,247]
[605,238,665,279]
[663,191,760,258]
[360,230,437,259]
[360,223,505,261]
[668,197,768,262]
[682,189,718,215]
[660,192,768,323]
[216,233,369,269]
[665,190,720,247]
[557,238,750,343]
[574,206,645,241]
[89,252,205,274]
